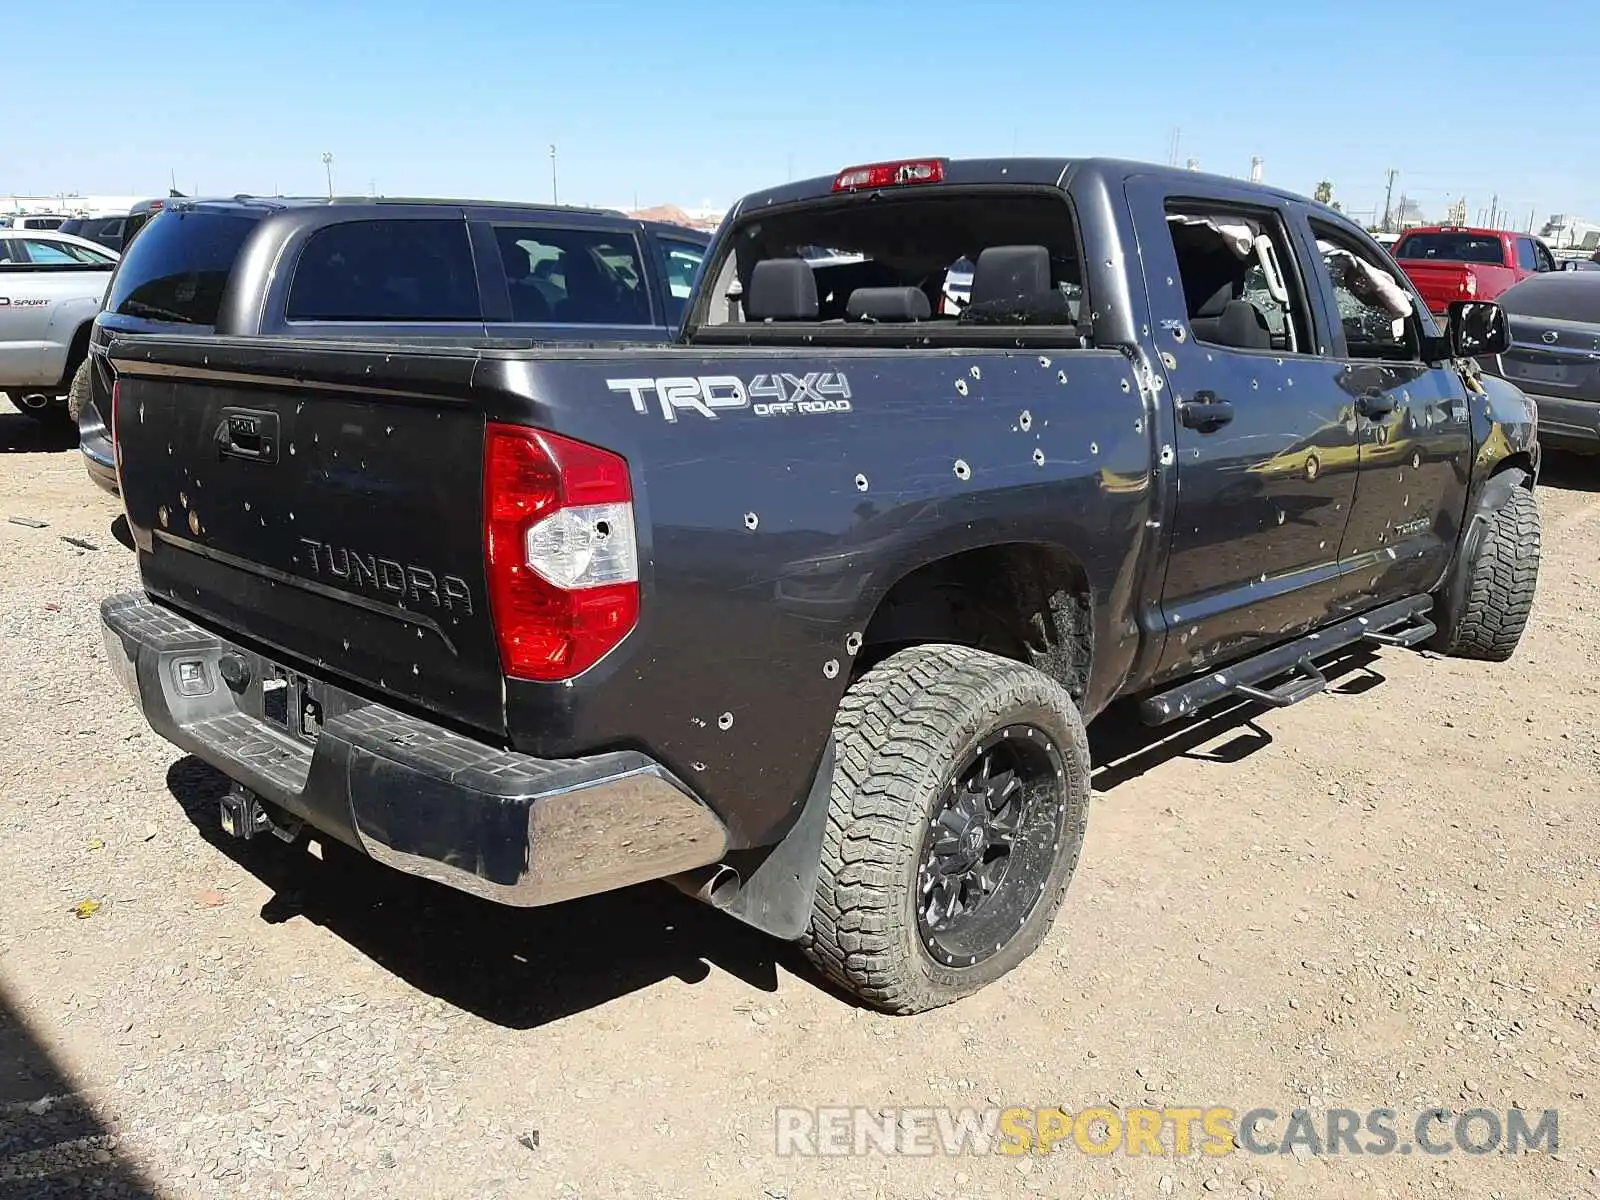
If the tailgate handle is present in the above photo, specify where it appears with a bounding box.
[216,408,279,463]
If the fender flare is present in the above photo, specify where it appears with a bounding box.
[1434,466,1529,642]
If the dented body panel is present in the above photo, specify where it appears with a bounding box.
[103,156,1543,909]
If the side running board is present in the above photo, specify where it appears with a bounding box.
[1140,594,1433,726]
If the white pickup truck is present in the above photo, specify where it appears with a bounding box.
[0,229,118,426]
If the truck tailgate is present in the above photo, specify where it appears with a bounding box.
[113,354,504,737]
[1393,260,1488,311]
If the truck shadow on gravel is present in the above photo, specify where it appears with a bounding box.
[1089,646,1386,792]
[0,409,77,455]
[0,987,164,1199]
[164,758,786,1029]
[159,650,1396,1026]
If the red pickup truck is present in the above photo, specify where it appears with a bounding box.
[1390,226,1558,315]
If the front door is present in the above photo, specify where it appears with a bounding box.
[1126,181,1360,683]
[1301,220,1474,606]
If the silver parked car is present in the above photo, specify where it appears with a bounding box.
[0,229,118,426]
[1481,271,1600,454]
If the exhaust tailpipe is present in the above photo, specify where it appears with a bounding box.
[18,393,52,410]
[667,864,742,910]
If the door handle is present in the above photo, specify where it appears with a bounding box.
[215,408,279,463]
[1179,392,1235,431]
[1356,391,1396,420]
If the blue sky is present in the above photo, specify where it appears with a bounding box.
[10,0,1599,224]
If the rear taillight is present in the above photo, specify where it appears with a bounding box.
[1463,274,1478,297]
[483,423,639,681]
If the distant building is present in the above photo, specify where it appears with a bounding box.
[621,203,725,232]
[4,193,146,217]
[1539,214,1600,251]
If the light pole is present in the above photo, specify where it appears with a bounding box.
[322,152,335,199]
[549,144,558,205]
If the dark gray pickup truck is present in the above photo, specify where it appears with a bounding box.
[100,157,1541,1014]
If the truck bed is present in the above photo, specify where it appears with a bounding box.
[109,332,1155,847]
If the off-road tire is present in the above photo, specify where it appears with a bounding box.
[1437,484,1540,661]
[801,644,1091,1014]
[66,358,92,425]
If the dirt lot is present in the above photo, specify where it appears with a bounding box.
[1,397,1597,1200]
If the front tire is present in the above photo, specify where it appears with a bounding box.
[1435,484,1541,661]
[802,645,1091,1014]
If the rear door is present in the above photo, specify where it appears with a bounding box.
[1125,179,1360,681]
[476,218,665,341]
[113,342,505,736]
[1300,218,1473,605]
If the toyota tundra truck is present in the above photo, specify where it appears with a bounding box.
[99,157,1542,1014]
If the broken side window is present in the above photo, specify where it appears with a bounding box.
[1164,208,1310,355]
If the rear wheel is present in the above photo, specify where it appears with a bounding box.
[802,644,1090,1014]
[1435,484,1541,661]
[65,359,92,424]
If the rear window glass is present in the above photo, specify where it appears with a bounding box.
[699,192,1084,332]
[288,219,480,322]
[106,210,257,324]
[494,225,653,325]
[1392,233,1505,265]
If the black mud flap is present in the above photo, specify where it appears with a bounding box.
[669,740,835,941]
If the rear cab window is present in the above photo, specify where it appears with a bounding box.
[690,183,1085,346]
[106,209,258,325]
[490,225,653,326]
[1392,232,1506,266]
[288,219,480,322]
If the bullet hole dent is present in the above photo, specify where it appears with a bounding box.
[178,491,189,509]
[157,505,170,529]
[1019,410,1033,432]
[717,712,734,731]
[954,379,969,396]
[854,473,869,492]
[1038,356,1052,368]
[953,459,971,481]
[289,444,296,456]
[1120,379,1131,393]
[1159,445,1175,466]
[691,761,707,773]
[1172,326,1188,343]
[743,512,760,531]
[845,632,863,657]
[969,365,981,380]
[1160,352,1177,370]
[823,659,841,679]
[188,511,202,536]
[1134,419,1144,433]
[1089,442,1100,455]
[1277,510,1285,525]
[1251,379,1259,390]
[1033,448,1046,467]
[138,402,146,423]
[1057,371,1069,385]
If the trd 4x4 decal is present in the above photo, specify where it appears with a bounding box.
[607,372,852,421]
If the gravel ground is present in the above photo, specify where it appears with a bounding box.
[1,396,1597,1199]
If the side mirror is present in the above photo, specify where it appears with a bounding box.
[1446,300,1510,357]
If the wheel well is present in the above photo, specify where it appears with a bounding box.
[858,543,1092,702]
[1495,451,1536,488]
[58,322,93,388]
